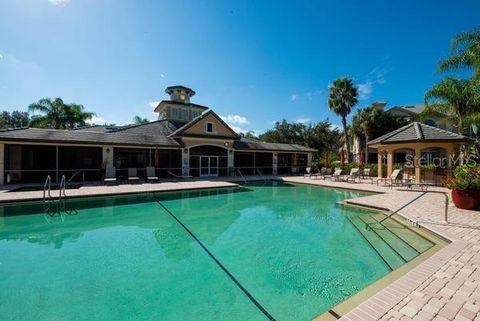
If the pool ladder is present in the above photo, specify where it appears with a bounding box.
[236,169,247,185]
[43,175,67,216]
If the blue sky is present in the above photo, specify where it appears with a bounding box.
[0,0,479,134]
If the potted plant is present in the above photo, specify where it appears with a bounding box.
[445,165,480,210]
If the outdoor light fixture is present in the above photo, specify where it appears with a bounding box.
[106,148,110,154]
[184,148,188,154]
[224,142,229,147]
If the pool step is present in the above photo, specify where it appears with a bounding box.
[358,215,419,262]
[368,214,434,254]
[348,216,405,271]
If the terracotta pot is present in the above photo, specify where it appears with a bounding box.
[451,189,480,210]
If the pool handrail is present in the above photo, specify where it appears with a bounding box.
[43,175,52,201]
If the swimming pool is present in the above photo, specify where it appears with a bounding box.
[0,181,436,321]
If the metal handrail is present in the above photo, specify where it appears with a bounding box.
[370,190,450,230]
[43,175,51,201]
[66,171,85,186]
[256,169,266,183]
[236,169,247,185]
[59,175,66,199]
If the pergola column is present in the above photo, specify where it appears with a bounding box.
[377,148,383,178]
[386,149,394,178]
[446,145,455,169]
[414,147,422,182]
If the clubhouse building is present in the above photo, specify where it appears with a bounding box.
[0,86,315,185]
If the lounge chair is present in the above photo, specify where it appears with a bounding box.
[361,168,371,179]
[326,168,343,181]
[345,168,360,183]
[375,169,402,186]
[146,166,159,182]
[310,167,326,179]
[303,167,318,178]
[127,168,140,184]
[167,170,193,179]
[104,165,117,185]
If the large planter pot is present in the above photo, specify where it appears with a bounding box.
[451,189,480,210]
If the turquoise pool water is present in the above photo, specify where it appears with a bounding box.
[0,181,433,321]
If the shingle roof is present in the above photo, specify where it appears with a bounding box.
[368,122,469,145]
[0,127,181,147]
[153,100,209,112]
[234,138,317,152]
[169,110,238,138]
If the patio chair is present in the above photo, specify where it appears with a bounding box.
[375,169,402,186]
[127,168,140,184]
[345,168,360,183]
[104,165,117,185]
[310,167,326,179]
[303,167,318,178]
[327,168,343,181]
[167,170,193,179]
[146,166,159,182]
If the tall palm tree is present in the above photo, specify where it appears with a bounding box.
[29,98,95,129]
[439,29,480,80]
[133,115,149,124]
[328,78,358,161]
[352,107,378,162]
[423,78,479,132]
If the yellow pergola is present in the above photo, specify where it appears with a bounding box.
[368,122,470,182]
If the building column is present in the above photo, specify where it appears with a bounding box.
[228,149,234,176]
[182,148,190,176]
[102,146,114,167]
[307,153,313,168]
[272,153,278,175]
[377,149,383,178]
[0,144,4,185]
[386,149,394,178]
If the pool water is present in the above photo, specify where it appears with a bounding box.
[0,181,434,321]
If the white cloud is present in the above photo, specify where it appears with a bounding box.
[220,114,249,125]
[48,0,70,6]
[290,90,322,102]
[295,117,312,124]
[149,101,160,108]
[160,74,165,78]
[357,82,373,100]
[87,115,106,125]
[0,53,3,59]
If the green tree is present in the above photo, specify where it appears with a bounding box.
[352,107,408,162]
[133,115,149,124]
[439,29,480,81]
[328,77,358,161]
[0,110,30,129]
[29,98,95,129]
[422,78,480,132]
[238,131,258,139]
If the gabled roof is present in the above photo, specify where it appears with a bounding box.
[387,105,425,116]
[169,110,239,138]
[368,122,469,146]
[234,138,317,152]
[0,127,182,147]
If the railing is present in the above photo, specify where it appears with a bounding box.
[256,169,266,183]
[368,190,450,230]
[43,175,52,201]
[66,171,85,187]
[236,169,247,185]
[59,175,66,200]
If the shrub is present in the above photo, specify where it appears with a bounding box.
[444,165,480,191]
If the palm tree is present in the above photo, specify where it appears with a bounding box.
[352,108,377,163]
[328,77,358,161]
[133,115,149,124]
[439,29,480,80]
[29,98,95,129]
[423,78,479,132]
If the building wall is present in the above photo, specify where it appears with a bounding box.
[181,114,237,138]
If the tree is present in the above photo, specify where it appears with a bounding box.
[28,98,95,129]
[133,115,149,124]
[238,131,258,139]
[439,29,480,81]
[422,78,480,132]
[328,77,358,161]
[0,110,30,129]
[352,107,409,162]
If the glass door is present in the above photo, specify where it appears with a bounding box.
[209,157,218,176]
[200,156,209,176]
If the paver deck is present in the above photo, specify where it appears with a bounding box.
[1,175,479,320]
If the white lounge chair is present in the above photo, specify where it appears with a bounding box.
[128,168,140,184]
[326,168,343,181]
[345,168,360,183]
[146,166,159,182]
[303,167,318,178]
[167,170,193,179]
[104,165,117,185]
[375,169,402,186]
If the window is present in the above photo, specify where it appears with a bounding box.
[205,122,215,133]
[171,108,178,119]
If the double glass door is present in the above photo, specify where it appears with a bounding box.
[200,156,219,177]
